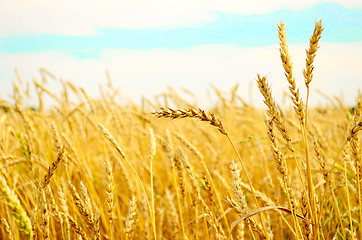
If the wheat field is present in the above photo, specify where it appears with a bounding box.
[0,21,361,240]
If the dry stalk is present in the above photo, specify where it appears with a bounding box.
[148,127,157,239]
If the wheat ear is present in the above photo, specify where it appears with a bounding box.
[303,25,324,230]
[169,147,187,239]
[105,159,114,240]
[43,123,65,189]
[256,74,291,148]
[152,108,227,135]
[125,196,137,240]
[278,21,305,123]
[0,175,33,239]
[304,20,323,89]
[67,182,100,240]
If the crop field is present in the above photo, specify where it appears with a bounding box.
[0,21,361,240]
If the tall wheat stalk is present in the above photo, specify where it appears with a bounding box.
[278,20,324,239]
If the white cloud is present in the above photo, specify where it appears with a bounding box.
[0,0,361,36]
[0,42,361,108]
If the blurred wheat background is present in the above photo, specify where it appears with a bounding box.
[0,21,361,240]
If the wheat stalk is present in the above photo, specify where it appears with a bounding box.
[148,127,157,239]
[278,21,321,238]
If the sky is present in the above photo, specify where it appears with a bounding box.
[0,0,361,108]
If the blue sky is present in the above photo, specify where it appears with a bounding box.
[1,3,361,59]
[0,1,361,107]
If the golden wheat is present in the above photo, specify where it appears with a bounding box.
[0,20,361,240]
